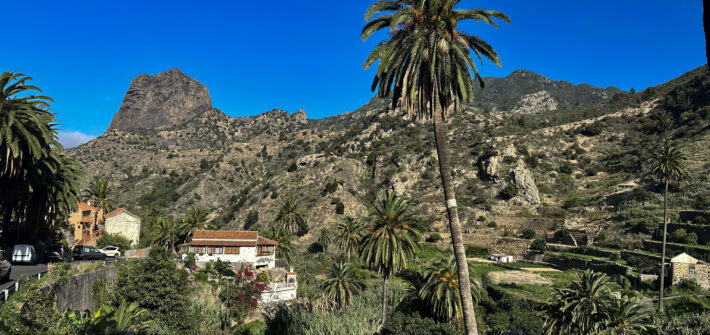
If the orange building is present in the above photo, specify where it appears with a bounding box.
[69,202,103,246]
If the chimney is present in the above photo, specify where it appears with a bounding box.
[289,266,294,272]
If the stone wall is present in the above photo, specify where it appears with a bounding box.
[672,262,710,289]
[544,253,632,276]
[261,283,297,304]
[105,212,141,247]
[44,266,117,313]
[643,240,710,262]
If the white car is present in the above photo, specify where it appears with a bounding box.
[11,244,37,265]
[98,246,121,259]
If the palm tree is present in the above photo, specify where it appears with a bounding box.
[362,2,509,333]
[273,195,308,235]
[267,225,296,264]
[105,299,151,332]
[544,270,612,335]
[317,227,332,251]
[153,216,177,253]
[83,176,114,223]
[0,71,56,241]
[320,261,366,310]
[359,191,421,325]
[335,216,365,261]
[420,255,481,322]
[648,144,688,311]
[600,295,653,335]
[180,206,212,241]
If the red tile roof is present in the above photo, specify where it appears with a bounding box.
[186,240,256,247]
[193,230,258,240]
[286,272,297,275]
[257,236,278,246]
[77,202,98,211]
[104,208,141,219]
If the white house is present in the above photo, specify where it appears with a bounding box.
[491,253,514,263]
[104,208,141,247]
[185,230,277,268]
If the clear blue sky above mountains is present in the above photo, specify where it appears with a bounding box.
[2,0,705,147]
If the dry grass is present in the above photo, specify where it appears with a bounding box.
[487,270,553,286]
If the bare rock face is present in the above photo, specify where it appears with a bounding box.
[510,165,540,205]
[108,68,212,131]
[510,90,558,114]
[482,156,499,180]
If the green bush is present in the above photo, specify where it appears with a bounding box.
[580,121,605,136]
[521,229,536,239]
[426,233,442,243]
[382,312,462,335]
[244,210,259,230]
[113,251,194,331]
[487,221,498,228]
[96,232,132,252]
[671,228,688,243]
[465,245,489,257]
[530,239,546,252]
[500,183,519,200]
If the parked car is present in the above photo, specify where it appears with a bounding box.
[72,245,105,260]
[98,246,121,259]
[0,250,11,282]
[11,244,37,265]
[45,245,72,263]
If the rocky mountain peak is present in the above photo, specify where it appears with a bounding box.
[107,68,212,131]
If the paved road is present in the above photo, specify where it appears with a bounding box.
[0,263,48,292]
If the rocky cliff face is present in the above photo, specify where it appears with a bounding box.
[107,68,212,131]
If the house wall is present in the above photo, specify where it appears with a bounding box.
[105,212,141,247]
[194,247,275,268]
[672,262,710,289]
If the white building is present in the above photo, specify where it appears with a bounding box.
[185,230,277,268]
[491,253,514,263]
[104,208,141,247]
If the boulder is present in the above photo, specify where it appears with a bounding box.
[482,156,499,180]
[510,166,540,205]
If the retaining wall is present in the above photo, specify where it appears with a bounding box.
[43,266,117,313]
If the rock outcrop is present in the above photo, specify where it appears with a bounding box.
[510,165,541,205]
[108,68,212,131]
[511,90,558,114]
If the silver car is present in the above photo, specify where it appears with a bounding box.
[11,244,37,265]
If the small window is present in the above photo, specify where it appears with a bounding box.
[689,265,696,275]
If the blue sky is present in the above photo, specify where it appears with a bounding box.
[2,0,705,147]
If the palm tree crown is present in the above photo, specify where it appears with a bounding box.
[273,195,308,235]
[267,225,296,264]
[545,270,612,335]
[180,206,212,241]
[363,0,509,119]
[334,216,365,261]
[360,191,421,277]
[84,176,114,218]
[420,255,481,322]
[649,144,688,183]
[320,261,366,310]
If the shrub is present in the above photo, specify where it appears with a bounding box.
[96,232,132,252]
[487,221,498,228]
[465,245,489,257]
[580,121,605,136]
[219,268,267,323]
[671,228,688,243]
[521,229,536,239]
[113,251,193,331]
[500,183,519,200]
[244,210,259,230]
[685,232,699,245]
[608,253,620,261]
[287,162,298,172]
[382,312,462,335]
[426,233,442,243]
[530,239,546,252]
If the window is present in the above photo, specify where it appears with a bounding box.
[215,247,223,254]
[225,247,240,254]
[690,265,696,275]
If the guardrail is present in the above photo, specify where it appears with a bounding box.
[0,257,131,303]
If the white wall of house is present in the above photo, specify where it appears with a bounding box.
[105,212,141,247]
[192,247,276,268]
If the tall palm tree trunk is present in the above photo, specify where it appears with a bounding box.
[381,276,389,325]
[432,105,478,335]
[659,176,669,312]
